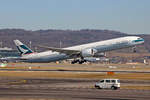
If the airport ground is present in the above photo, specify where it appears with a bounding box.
[0,63,150,100]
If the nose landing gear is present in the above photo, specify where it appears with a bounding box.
[132,46,137,53]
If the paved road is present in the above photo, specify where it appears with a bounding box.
[0,78,150,100]
[0,88,150,100]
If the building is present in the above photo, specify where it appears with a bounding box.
[0,47,20,58]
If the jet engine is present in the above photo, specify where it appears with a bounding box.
[81,48,97,57]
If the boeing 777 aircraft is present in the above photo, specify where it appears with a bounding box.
[4,36,144,64]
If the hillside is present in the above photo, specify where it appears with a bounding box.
[0,29,149,52]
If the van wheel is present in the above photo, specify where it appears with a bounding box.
[111,86,117,90]
[98,86,102,89]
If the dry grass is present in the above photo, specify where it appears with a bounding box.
[0,63,150,80]
[0,71,150,80]
[2,62,150,72]
[0,70,150,90]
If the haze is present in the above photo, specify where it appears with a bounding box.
[0,0,150,34]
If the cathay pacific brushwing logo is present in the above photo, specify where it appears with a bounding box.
[17,45,33,55]
[18,46,29,54]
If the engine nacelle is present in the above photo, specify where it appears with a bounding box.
[81,48,97,57]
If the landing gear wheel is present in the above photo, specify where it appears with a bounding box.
[132,46,137,53]
[71,58,86,64]
[79,61,84,64]
[71,61,75,64]
[79,59,86,64]
[71,59,80,64]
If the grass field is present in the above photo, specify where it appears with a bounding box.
[2,62,150,72]
[0,63,150,80]
[0,71,150,80]
[0,63,150,90]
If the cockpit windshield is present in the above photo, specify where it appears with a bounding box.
[137,38,142,40]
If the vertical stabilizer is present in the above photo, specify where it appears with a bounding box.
[14,40,33,55]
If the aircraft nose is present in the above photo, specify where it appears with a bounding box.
[140,38,144,43]
[132,37,144,44]
[137,37,144,44]
[142,39,144,43]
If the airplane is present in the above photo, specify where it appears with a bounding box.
[11,36,144,64]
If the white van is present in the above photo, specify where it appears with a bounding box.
[95,79,120,90]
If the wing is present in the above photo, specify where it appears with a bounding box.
[38,45,81,57]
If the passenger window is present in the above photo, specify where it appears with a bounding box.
[106,80,110,83]
[111,80,116,83]
[100,80,104,83]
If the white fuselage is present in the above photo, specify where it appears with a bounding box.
[21,36,144,62]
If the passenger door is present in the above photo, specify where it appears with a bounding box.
[105,80,111,88]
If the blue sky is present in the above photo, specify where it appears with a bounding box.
[0,0,150,34]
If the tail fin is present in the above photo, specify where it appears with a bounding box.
[14,40,33,55]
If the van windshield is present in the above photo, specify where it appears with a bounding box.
[117,80,120,83]
[100,80,104,83]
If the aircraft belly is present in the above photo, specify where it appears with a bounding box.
[27,54,69,63]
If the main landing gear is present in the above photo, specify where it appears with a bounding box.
[71,59,87,64]
[132,46,137,53]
